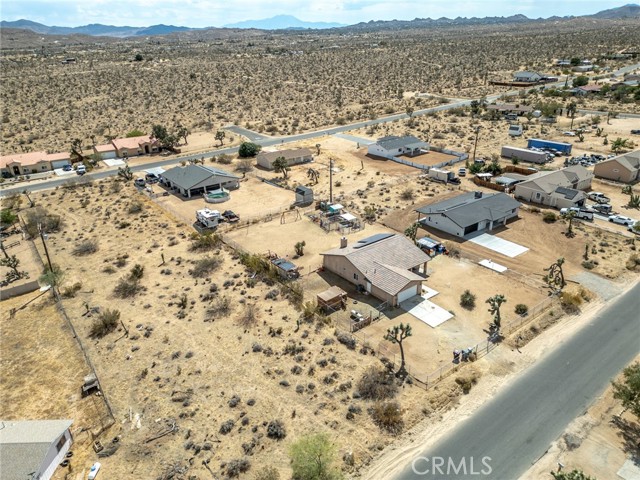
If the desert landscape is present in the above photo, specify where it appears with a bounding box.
[1,5,640,480]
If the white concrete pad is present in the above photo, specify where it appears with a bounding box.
[103,159,126,167]
[617,459,640,480]
[400,295,453,328]
[467,232,528,258]
[479,259,507,273]
[420,285,439,299]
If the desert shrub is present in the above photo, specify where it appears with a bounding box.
[581,260,595,270]
[238,303,258,328]
[190,257,222,278]
[0,208,17,226]
[400,188,415,200]
[543,212,557,223]
[89,309,120,338]
[626,254,640,271]
[228,395,241,408]
[235,158,254,173]
[455,372,479,394]
[459,290,476,310]
[207,296,231,319]
[113,277,142,298]
[219,419,235,435]
[336,332,356,350]
[189,232,222,251]
[371,401,404,435]
[266,420,286,440]
[72,239,98,256]
[560,291,583,313]
[129,264,144,280]
[253,465,280,480]
[514,304,529,315]
[443,241,460,258]
[127,201,143,214]
[61,282,82,298]
[217,153,233,164]
[238,142,261,158]
[356,366,398,400]
[226,458,251,478]
[23,207,62,238]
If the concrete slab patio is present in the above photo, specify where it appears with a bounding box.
[467,232,529,258]
[400,294,453,328]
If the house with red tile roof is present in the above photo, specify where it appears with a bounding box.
[111,135,159,158]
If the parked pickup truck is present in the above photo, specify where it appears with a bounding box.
[560,207,594,221]
[589,204,612,215]
[588,192,611,204]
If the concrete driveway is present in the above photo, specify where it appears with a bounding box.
[467,232,529,258]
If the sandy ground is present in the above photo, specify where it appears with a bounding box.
[360,281,638,480]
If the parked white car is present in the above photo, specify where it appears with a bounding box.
[628,222,640,234]
[608,215,636,226]
[562,131,576,136]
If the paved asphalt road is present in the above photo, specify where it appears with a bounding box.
[2,62,638,197]
[394,282,640,480]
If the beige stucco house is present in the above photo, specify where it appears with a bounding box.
[321,233,430,307]
[0,151,71,177]
[111,135,159,158]
[514,165,593,209]
[593,150,640,183]
[256,148,313,170]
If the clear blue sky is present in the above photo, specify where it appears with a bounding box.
[0,0,629,27]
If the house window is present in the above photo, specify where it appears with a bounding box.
[56,434,67,452]
[353,273,359,280]
[535,192,541,199]
[42,166,47,170]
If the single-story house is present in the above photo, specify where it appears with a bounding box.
[0,419,73,480]
[593,150,640,183]
[295,185,314,206]
[572,65,593,72]
[111,135,159,158]
[1,151,59,177]
[416,192,521,237]
[45,152,72,169]
[93,143,117,160]
[514,165,593,209]
[486,104,533,115]
[321,233,430,306]
[575,84,602,96]
[367,135,429,158]
[161,164,240,198]
[513,71,543,82]
[256,148,313,170]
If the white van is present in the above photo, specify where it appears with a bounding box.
[76,165,86,176]
[458,167,467,177]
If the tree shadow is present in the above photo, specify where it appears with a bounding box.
[611,415,640,463]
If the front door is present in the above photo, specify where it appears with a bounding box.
[366,281,372,293]
[12,166,20,175]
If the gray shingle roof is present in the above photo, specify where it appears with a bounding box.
[515,165,592,194]
[0,419,73,480]
[376,135,429,151]
[598,150,640,173]
[415,192,521,228]
[161,164,239,190]
[321,234,429,296]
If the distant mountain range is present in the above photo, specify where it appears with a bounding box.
[1,4,638,38]
[223,15,345,30]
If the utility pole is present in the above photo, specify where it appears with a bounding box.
[329,158,333,204]
[38,223,53,272]
[471,126,481,167]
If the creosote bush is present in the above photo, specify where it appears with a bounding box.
[190,257,222,278]
[189,232,222,252]
[72,239,98,257]
[460,289,476,310]
[113,277,142,298]
[90,309,120,338]
[370,401,404,435]
[266,420,286,440]
[356,366,398,400]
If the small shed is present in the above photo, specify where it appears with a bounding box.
[317,286,347,312]
[271,258,300,279]
[295,185,314,206]
[417,236,445,256]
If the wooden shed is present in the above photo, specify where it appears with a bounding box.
[317,286,347,312]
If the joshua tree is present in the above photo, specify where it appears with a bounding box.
[611,137,633,154]
[404,222,418,242]
[22,189,34,208]
[0,253,26,281]
[562,210,577,237]
[544,258,566,294]
[176,125,189,145]
[215,130,225,146]
[118,165,133,181]
[70,138,84,161]
[486,294,506,330]
[315,143,321,155]
[272,156,290,179]
[384,323,412,378]
[307,168,320,184]
[405,105,414,119]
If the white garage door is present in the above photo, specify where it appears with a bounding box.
[51,160,70,169]
[397,285,418,304]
